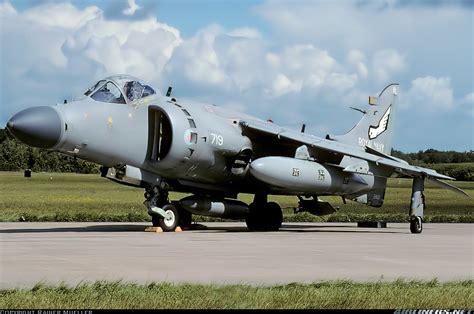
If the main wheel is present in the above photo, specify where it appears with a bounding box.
[245,203,264,231]
[152,204,179,232]
[410,216,423,234]
[266,202,283,231]
[178,206,193,228]
[245,202,283,232]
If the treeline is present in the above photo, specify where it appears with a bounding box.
[0,129,472,180]
[391,149,474,164]
[390,149,474,181]
[0,129,99,173]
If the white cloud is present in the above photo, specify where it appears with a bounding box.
[326,73,358,92]
[0,1,15,16]
[372,49,405,82]
[122,0,141,16]
[272,73,299,96]
[0,1,182,119]
[227,27,262,39]
[163,30,359,102]
[461,92,474,104]
[0,1,432,129]
[254,1,472,54]
[347,49,368,79]
[461,92,474,118]
[23,2,101,29]
[408,76,454,110]
[1,0,472,151]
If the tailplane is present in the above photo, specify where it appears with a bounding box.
[328,83,399,155]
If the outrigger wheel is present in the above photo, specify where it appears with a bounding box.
[410,216,423,234]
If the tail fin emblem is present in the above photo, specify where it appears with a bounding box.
[368,106,391,140]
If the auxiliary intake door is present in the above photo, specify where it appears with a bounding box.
[147,107,172,162]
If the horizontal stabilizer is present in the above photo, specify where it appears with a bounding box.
[427,177,470,198]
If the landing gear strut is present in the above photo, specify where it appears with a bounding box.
[143,185,192,231]
[144,185,193,231]
[409,176,425,234]
[144,186,179,231]
[246,193,283,231]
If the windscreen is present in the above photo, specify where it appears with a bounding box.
[90,81,126,104]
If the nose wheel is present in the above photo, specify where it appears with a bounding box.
[145,186,176,231]
[144,186,192,231]
[151,204,180,232]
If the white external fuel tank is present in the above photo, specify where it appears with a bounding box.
[250,156,370,194]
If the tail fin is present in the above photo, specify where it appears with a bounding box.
[328,83,398,155]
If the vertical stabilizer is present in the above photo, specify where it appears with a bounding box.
[328,83,398,155]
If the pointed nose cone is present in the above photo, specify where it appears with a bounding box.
[6,106,62,149]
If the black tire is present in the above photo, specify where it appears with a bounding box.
[410,216,423,234]
[246,203,264,231]
[266,202,283,231]
[178,206,192,228]
[246,202,282,232]
[152,204,179,232]
[170,201,193,228]
[151,214,160,227]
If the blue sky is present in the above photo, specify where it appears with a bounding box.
[1,0,473,152]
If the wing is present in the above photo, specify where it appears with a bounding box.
[240,118,469,197]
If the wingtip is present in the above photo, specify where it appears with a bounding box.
[427,177,470,198]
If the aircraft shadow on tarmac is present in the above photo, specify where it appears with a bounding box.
[0,223,402,234]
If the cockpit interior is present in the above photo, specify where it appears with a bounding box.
[84,75,156,104]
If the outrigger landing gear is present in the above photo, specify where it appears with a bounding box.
[409,176,425,234]
[246,193,283,231]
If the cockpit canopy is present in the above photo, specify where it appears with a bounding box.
[84,75,157,104]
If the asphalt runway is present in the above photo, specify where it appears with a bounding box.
[0,222,472,288]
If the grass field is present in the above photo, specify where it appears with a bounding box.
[0,171,472,222]
[1,280,472,309]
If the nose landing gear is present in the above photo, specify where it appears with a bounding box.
[144,186,179,232]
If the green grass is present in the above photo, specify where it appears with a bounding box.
[0,172,472,222]
[1,280,472,309]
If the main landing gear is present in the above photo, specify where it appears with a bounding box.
[144,185,192,232]
[246,193,283,231]
[409,176,425,234]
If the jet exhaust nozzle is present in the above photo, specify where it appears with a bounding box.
[6,106,62,149]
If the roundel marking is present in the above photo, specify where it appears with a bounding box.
[183,129,195,145]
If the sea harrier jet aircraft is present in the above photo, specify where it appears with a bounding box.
[6,75,468,233]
